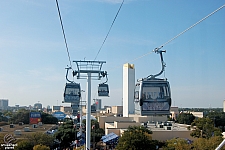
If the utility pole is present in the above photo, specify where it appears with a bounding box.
[73,60,107,150]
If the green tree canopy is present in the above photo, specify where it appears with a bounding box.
[80,119,105,149]
[0,112,9,122]
[163,138,192,150]
[15,140,33,150]
[190,117,222,139]
[206,111,225,131]
[8,109,58,124]
[192,136,225,150]
[15,132,54,150]
[33,144,50,150]
[90,119,105,149]
[81,119,105,142]
[54,120,75,149]
[10,109,30,124]
[116,125,157,150]
[41,112,58,124]
[177,112,195,125]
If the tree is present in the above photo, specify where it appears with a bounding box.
[54,120,75,149]
[81,119,105,149]
[206,111,225,131]
[2,110,13,120]
[76,145,85,150]
[0,112,9,122]
[177,112,195,125]
[116,125,157,150]
[190,117,222,139]
[10,109,30,124]
[27,132,55,147]
[163,138,192,150]
[15,140,33,150]
[8,109,58,125]
[41,112,58,124]
[192,136,225,150]
[15,132,54,150]
[0,134,13,150]
[33,144,50,150]
[90,120,105,149]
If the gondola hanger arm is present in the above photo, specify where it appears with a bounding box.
[65,66,74,83]
[147,49,166,79]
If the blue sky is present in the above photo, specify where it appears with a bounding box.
[0,0,224,108]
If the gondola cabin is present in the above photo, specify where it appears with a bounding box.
[98,84,109,97]
[64,83,81,103]
[134,78,171,116]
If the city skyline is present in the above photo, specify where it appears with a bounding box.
[0,0,224,108]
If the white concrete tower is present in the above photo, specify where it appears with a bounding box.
[123,63,135,117]
[223,100,225,112]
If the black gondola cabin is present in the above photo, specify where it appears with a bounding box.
[64,83,81,103]
[98,84,109,97]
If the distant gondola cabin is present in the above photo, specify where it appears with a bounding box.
[98,84,109,97]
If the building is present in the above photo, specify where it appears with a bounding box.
[111,106,123,116]
[34,103,42,110]
[0,99,9,110]
[61,106,72,114]
[190,112,204,118]
[123,63,135,117]
[98,115,194,141]
[98,114,167,134]
[91,104,96,113]
[170,106,179,120]
[93,99,102,110]
[52,106,62,112]
[7,105,29,111]
[106,107,112,114]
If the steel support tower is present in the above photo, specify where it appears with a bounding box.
[73,60,106,150]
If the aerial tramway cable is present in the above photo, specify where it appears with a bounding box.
[94,0,125,61]
[160,4,225,48]
[55,0,73,70]
[127,4,225,64]
[93,0,124,98]
[55,0,81,106]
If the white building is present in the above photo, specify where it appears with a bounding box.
[123,63,135,117]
